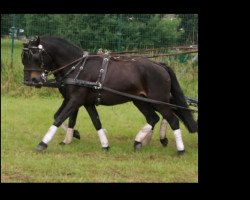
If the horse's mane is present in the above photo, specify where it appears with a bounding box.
[40,36,83,55]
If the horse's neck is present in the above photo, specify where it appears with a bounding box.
[42,39,82,65]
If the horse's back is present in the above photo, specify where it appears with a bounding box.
[104,56,171,102]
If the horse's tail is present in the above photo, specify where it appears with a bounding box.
[160,63,198,133]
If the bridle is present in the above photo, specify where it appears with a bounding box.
[22,44,63,83]
[22,45,47,68]
[22,43,91,86]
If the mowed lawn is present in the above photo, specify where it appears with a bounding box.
[1,95,198,182]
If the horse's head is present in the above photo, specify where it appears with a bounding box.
[22,36,54,87]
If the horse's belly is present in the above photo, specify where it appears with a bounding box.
[85,90,130,106]
[99,91,131,105]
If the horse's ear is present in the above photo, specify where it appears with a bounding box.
[32,35,40,45]
[36,36,40,44]
[23,42,28,48]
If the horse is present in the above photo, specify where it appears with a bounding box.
[22,40,189,151]
[22,36,197,153]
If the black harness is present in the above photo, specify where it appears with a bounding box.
[62,53,110,105]
[23,46,198,112]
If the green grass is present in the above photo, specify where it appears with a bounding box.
[1,39,24,84]
[1,95,198,182]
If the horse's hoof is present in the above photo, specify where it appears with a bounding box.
[59,142,65,145]
[134,141,142,152]
[177,150,185,155]
[73,130,81,140]
[102,146,110,151]
[36,141,48,152]
[160,138,168,147]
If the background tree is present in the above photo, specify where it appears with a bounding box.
[1,14,197,51]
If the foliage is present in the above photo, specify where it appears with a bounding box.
[177,14,198,45]
[1,14,197,51]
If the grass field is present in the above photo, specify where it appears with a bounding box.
[1,95,198,183]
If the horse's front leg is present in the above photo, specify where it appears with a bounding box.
[55,100,81,141]
[84,105,109,150]
[68,109,80,139]
[36,98,82,152]
[60,109,80,145]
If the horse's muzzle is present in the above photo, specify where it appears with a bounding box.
[23,81,43,88]
[32,75,43,83]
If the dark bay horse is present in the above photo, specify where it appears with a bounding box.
[22,36,197,153]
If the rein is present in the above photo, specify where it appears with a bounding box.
[102,86,198,113]
[63,78,198,113]
[48,54,87,75]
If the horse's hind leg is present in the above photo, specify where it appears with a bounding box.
[133,101,160,151]
[167,112,185,154]
[85,105,109,151]
[159,118,169,147]
[154,106,185,154]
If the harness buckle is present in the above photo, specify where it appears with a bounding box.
[40,72,47,83]
[94,82,102,90]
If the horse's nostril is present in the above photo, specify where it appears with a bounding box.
[32,77,39,83]
[32,76,42,83]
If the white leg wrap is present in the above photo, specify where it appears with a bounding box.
[97,129,109,148]
[159,119,168,139]
[173,129,184,151]
[42,125,58,144]
[135,123,152,142]
[141,130,153,146]
[63,128,74,144]
[61,123,68,132]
